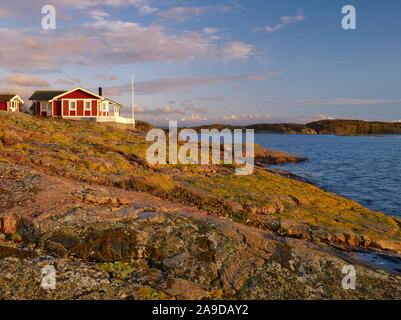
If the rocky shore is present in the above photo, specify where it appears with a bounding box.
[1,162,401,300]
[1,112,401,299]
[254,144,307,164]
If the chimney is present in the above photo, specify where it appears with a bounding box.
[98,87,102,96]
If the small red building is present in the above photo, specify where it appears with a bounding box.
[0,94,24,112]
[29,87,123,119]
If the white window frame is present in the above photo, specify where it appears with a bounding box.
[84,101,91,111]
[69,100,77,115]
[10,101,17,111]
[102,101,108,112]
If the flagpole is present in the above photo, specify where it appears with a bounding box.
[131,73,135,127]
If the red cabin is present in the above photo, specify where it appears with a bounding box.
[29,87,123,119]
[0,94,24,112]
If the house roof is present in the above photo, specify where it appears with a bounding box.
[29,91,67,101]
[50,87,101,101]
[0,94,17,101]
[103,97,124,109]
[49,87,124,109]
[29,87,124,109]
[0,94,24,103]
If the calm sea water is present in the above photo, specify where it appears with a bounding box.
[255,134,401,219]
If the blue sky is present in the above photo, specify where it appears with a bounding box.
[0,0,400,125]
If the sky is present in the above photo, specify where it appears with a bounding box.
[0,0,400,126]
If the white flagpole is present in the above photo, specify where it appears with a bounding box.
[131,73,135,127]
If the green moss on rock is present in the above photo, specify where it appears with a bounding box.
[69,229,137,262]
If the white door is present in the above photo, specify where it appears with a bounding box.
[47,102,52,116]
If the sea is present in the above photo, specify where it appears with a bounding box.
[255,134,401,219]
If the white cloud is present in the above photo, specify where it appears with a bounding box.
[0,8,13,18]
[0,17,254,72]
[296,98,401,105]
[1,74,50,87]
[257,9,306,32]
[105,72,278,95]
[203,28,218,35]
[220,42,253,61]
[197,96,226,102]
[81,20,252,64]
[0,0,157,23]
[157,6,230,22]
[0,27,91,72]
[0,85,34,101]
[180,114,208,122]
[123,103,210,125]
[55,78,81,86]
[129,104,188,116]
[268,97,401,106]
[217,113,334,125]
[157,7,207,22]
[89,9,109,20]
[97,74,117,81]
[61,0,157,14]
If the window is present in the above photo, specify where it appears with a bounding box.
[102,101,108,111]
[41,102,50,112]
[69,101,76,110]
[85,101,91,110]
[11,101,17,110]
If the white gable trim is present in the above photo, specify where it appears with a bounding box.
[48,87,124,109]
[49,87,103,102]
[10,95,24,104]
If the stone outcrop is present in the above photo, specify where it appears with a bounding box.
[254,144,308,164]
[0,162,401,300]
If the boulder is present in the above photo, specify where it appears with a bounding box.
[0,214,17,235]
[160,278,210,300]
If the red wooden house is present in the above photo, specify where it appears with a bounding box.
[29,87,123,119]
[0,94,24,112]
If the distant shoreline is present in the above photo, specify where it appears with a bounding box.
[186,119,401,135]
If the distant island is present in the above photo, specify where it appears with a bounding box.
[190,120,401,135]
